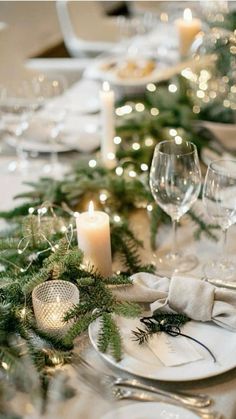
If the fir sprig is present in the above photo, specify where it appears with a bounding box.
[97,313,122,361]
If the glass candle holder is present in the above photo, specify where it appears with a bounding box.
[32,280,80,336]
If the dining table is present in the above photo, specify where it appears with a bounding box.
[1,18,236,419]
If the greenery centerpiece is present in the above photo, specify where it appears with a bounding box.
[0,11,235,412]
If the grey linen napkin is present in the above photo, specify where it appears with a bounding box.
[112,272,236,332]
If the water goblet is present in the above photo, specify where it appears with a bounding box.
[149,140,201,274]
[203,159,236,280]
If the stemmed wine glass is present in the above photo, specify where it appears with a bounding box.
[203,159,236,280]
[0,81,41,173]
[34,74,67,177]
[150,140,201,274]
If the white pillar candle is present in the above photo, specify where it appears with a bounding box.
[100,81,116,168]
[76,201,112,277]
[175,8,201,57]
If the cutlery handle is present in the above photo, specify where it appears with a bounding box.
[119,390,220,419]
[115,378,211,408]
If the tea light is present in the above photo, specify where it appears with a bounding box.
[76,201,112,277]
[175,8,201,57]
[100,81,116,168]
[32,280,80,335]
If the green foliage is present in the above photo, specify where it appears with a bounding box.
[113,301,141,318]
[97,313,122,361]
[0,45,231,411]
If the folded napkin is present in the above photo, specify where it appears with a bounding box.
[113,272,236,332]
[199,121,236,152]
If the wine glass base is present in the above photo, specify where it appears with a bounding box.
[203,259,236,281]
[6,159,29,174]
[152,252,198,277]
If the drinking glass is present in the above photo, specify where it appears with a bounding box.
[203,159,236,280]
[0,81,41,173]
[34,74,67,177]
[150,140,201,274]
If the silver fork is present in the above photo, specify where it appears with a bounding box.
[113,388,221,419]
[72,355,212,409]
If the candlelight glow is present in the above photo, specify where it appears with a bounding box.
[103,81,110,92]
[183,8,192,23]
[88,201,94,217]
[56,295,60,304]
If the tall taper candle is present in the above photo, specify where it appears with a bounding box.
[100,81,116,168]
[175,8,201,57]
[76,201,112,277]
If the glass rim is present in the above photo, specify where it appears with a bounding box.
[154,140,198,157]
[208,159,236,175]
[32,279,79,303]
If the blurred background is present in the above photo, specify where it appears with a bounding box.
[1,1,233,84]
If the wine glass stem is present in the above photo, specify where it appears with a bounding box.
[172,219,178,256]
[51,150,59,168]
[221,228,228,260]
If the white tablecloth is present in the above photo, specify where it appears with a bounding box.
[1,63,236,419]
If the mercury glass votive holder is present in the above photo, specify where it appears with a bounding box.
[32,280,80,336]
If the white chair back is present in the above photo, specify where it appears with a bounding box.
[56,1,118,57]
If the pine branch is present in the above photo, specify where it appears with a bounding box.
[97,313,122,362]
[104,274,132,286]
[113,302,141,318]
[63,312,100,346]
[188,209,219,241]
[0,201,40,220]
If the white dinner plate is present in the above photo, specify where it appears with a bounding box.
[5,114,100,154]
[101,402,198,419]
[89,315,236,382]
[5,134,75,153]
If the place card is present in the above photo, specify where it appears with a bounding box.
[147,332,203,367]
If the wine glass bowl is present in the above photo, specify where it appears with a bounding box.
[0,81,42,173]
[150,140,201,274]
[150,141,201,221]
[34,74,68,177]
[203,159,236,280]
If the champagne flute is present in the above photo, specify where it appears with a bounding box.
[203,159,236,280]
[150,140,201,274]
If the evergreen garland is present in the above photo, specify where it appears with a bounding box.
[0,43,232,409]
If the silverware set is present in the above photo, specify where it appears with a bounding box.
[72,355,222,419]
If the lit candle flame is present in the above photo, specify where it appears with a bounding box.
[183,8,192,22]
[103,81,110,92]
[56,295,60,304]
[88,201,94,217]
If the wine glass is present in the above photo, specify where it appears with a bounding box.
[150,140,201,274]
[34,74,68,177]
[203,159,236,280]
[0,81,41,173]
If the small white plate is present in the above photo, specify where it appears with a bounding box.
[89,315,236,381]
[86,55,175,87]
[101,402,198,419]
[86,55,200,87]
